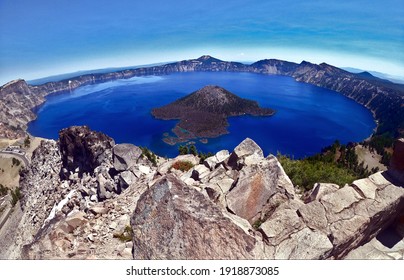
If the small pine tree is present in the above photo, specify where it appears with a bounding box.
[178,145,189,155]
[24,136,31,148]
[189,145,197,156]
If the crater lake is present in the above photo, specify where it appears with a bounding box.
[28,72,376,158]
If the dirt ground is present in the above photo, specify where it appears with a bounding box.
[0,138,20,149]
[0,135,46,189]
[25,135,47,159]
[0,158,21,189]
[355,144,387,172]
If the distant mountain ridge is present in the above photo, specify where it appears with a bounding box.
[0,55,403,139]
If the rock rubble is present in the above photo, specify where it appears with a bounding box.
[6,126,404,259]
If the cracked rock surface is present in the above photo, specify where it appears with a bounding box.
[3,128,404,260]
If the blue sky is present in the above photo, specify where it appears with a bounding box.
[0,0,403,84]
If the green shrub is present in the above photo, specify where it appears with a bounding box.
[0,184,8,197]
[278,155,357,191]
[178,145,189,155]
[198,151,214,163]
[113,225,133,242]
[10,187,21,206]
[12,158,21,167]
[140,147,157,166]
[24,136,31,148]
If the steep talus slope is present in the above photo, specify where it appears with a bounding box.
[6,126,404,259]
[0,80,46,138]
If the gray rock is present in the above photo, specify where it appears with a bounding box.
[226,156,294,223]
[215,150,230,163]
[388,138,404,183]
[138,165,151,174]
[65,211,87,229]
[59,126,115,178]
[174,154,200,166]
[233,138,263,158]
[96,174,108,201]
[89,206,109,215]
[320,186,363,214]
[216,178,234,194]
[191,164,210,181]
[352,178,378,199]
[297,201,328,231]
[259,209,304,245]
[368,171,391,186]
[203,156,219,170]
[202,183,227,208]
[205,165,228,183]
[131,175,261,259]
[274,228,333,259]
[119,170,137,189]
[226,138,264,169]
[203,150,229,170]
[113,144,142,172]
[157,154,199,175]
[305,183,339,203]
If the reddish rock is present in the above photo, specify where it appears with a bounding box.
[131,175,262,259]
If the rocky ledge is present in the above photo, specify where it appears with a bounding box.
[2,126,402,259]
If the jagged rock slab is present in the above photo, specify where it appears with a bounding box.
[259,209,304,245]
[59,126,115,177]
[118,170,137,190]
[304,183,339,203]
[113,144,142,172]
[297,201,328,231]
[315,172,404,259]
[131,175,263,259]
[226,138,264,169]
[274,228,333,260]
[226,155,294,223]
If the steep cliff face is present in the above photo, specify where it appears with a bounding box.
[289,62,404,136]
[0,79,46,138]
[249,59,404,136]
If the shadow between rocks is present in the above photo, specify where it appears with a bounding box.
[376,225,402,249]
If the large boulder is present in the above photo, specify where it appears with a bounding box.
[112,144,142,172]
[59,126,115,177]
[304,183,339,203]
[226,155,295,223]
[203,150,229,170]
[274,228,333,259]
[226,138,264,169]
[306,171,404,259]
[131,175,264,259]
[118,170,137,190]
[157,154,200,175]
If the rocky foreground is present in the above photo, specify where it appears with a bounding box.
[2,126,403,259]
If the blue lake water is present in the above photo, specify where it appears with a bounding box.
[28,72,376,158]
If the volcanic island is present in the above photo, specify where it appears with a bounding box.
[151,85,275,145]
